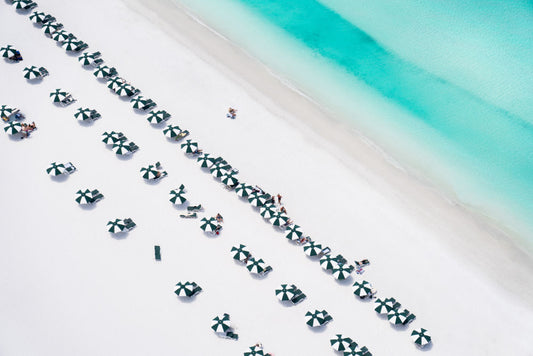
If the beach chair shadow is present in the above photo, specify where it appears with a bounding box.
[335,276,353,286]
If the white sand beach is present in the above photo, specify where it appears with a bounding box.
[1,1,532,355]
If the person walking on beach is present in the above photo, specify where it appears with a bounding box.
[227,107,237,119]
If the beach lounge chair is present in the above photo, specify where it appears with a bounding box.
[92,58,104,66]
[322,311,333,325]
[38,67,49,77]
[175,130,189,141]
[318,247,331,257]
[142,100,157,111]
[8,51,23,62]
[123,218,136,231]
[187,204,202,212]
[42,15,56,24]
[262,265,273,276]
[180,212,197,219]
[74,42,89,52]
[355,259,370,267]
[19,1,38,11]
[64,162,76,174]
[127,142,139,153]
[404,312,416,325]
[90,189,104,202]
[154,245,161,261]
[359,346,372,356]
[191,283,203,296]
[60,94,76,106]
[290,287,307,304]
[89,110,101,120]
[225,331,239,341]
[334,254,347,265]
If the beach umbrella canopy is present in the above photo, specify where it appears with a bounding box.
[342,350,364,356]
[115,83,137,96]
[305,310,326,328]
[147,110,170,124]
[29,11,46,23]
[246,258,266,274]
[374,298,395,314]
[140,165,159,180]
[23,66,41,80]
[221,172,239,187]
[197,153,216,168]
[285,224,303,241]
[107,219,126,233]
[62,38,82,51]
[211,314,231,333]
[275,284,296,301]
[330,334,355,352]
[200,217,218,232]
[181,139,198,154]
[174,282,196,297]
[332,265,354,280]
[320,255,340,270]
[388,309,407,325]
[42,22,61,35]
[163,124,182,139]
[231,244,250,262]
[46,162,65,176]
[78,52,96,66]
[305,241,324,257]
[269,211,289,226]
[102,131,122,144]
[353,280,373,299]
[247,192,268,207]
[12,0,31,10]
[52,30,70,42]
[411,328,431,347]
[50,89,68,102]
[260,203,276,219]
[235,183,253,198]
[0,105,14,118]
[169,189,187,205]
[107,77,124,90]
[130,96,153,109]
[243,345,265,356]
[210,165,230,178]
[93,65,114,78]
[75,189,93,205]
[74,107,92,121]
[112,142,131,155]
[3,121,21,135]
[0,45,17,58]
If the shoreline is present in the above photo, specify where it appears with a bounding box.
[123,0,533,304]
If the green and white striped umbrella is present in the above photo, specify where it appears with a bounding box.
[169,189,187,205]
[107,219,126,233]
[332,265,354,280]
[12,0,31,10]
[319,255,339,270]
[352,280,373,299]
[131,96,152,109]
[411,328,431,347]
[197,153,216,168]
[50,89,68,103]
[140,165,159,180]
[52,30,70,42]
[200,217,218,232]
[231,244,250,262]
[210,164,230,178]
[246,258,266,274]
[75,189,93,205]
[269,211,289,226]
[42,23,61,35]
[342,349,364,356]
[374,298,395,314]
[304,241,323,257]
[62,38,81,51]
[147,110,170,124]
[275,284,296,301]
[211,314,231,333]
[0,105,14,118]
[46,162,65,176]
[285,224,303,241]
[74,107,93,121]
[0,45,17,58]
[112,142,132,155]
[330,334,355,352]
[221,172,239,187]
[102,131,122,144]
[29,11,46,23]
[247,192,268,207]
[387,309,407,325]
[174,281,196,297]
[259,203,276,219]
[115,83,137,96]
[163,125,182,139]
[3,121,21,135]
[23,66,41,80]
[305,310,326,327]
[78,52,96,66]
[235,183,253,198]
[93,65,115,78]
[106,77,124,90]
[180,139,198,154]
[244,345,265,356]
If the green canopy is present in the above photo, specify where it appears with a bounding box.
[107,219,126,233]
[211,314,231,333]
[131,96,154,109]
[93,65,115,78]
[169,189,187,205]
[78,52,96,66]
[269,211,289,226]
[319,255,339,270]
[275,284,296,301]
[75,189,94,205]
[304,241,323,257]
[12,0,31,10]
[247,192,268,207]
[147,110,170,124]
[197,153,216,168]
[29,11,46,23]
[374,298,395,314]
[305,310,326,327]
[411,328,431,347]
[235,183,253,198]
[52,30,70,42]
[332,265,354,280]
[74,108,92,121]
[330,334,355,352]
[343,350,364,356]
[42,23,61,35]
[221,172,239,187]
[387,309,407,325]
[0,45,17,58]
[285,224,303,241]
[352,280,373,299]
[50,89,68,102]
[246,258,266,274]
[181,139,198,154]
[112,142,132,155]
[231,244,250,262]
[102,131,123,144]
[210,165,230,178]
[260,203,276,219]
[62,38,80,51]
[4,121,22,135]
[107,77,124,90]
[200,217,218,232]
[46,162,65,176]
[140,165,160,180]
[115,83,137,97]
[0,105,14,118]
[174,281,197,297]
[23,66,41,80]
[163,124,182,139]
[243,345,265,356]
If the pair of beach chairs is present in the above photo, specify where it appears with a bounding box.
[180,204,202,218]
[60,94,76,106]
[123,218,136,231]
[86,189,104,204]
[2,109,24,122]
[7,51,23,62]
[63,162,76,175]
[288,284,307,304]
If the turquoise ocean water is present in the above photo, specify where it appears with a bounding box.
[176,0,533,244]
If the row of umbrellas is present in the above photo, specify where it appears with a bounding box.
[102,131,139,156]
[11,0,37,11]
[29,10,90,52]
[230,244,272,276]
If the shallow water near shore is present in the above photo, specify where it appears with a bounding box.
[175,0,533,246]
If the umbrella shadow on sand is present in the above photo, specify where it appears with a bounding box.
[176,295,199,304]
[78,119,96,127]
[116,154,133,161]
[334,276,354,286]
[308,325,329,334]
[79,203,97,211]
[110,231,129,240]
[50,175,69,183]
[25,79,43,86]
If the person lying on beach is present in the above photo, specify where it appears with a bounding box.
[192,148,203,155]
[283,219,294,227]
[280,206,287,214]
[277,194,282,204]
[216,213,224,223]
[297,236,309,244]
[252,185,264,194]
[20,122,36,138]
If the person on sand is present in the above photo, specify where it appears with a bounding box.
[227,107,237,119]
[277,194,282,204]
[280,206,287,214]
[216,213,223,223]
[20,122,36,138]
